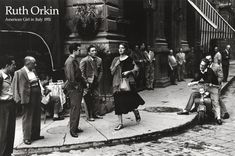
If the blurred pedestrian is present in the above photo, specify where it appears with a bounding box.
[12,56,44,145]
[176,48,186,81]
[186,47,195,78]
[168,49,177,85]
[0,55,16,156]
[64,43,85,137]
[221,45,231,82]
[130,44,146,91]
[110,43,145,131]
[213,46,222,65]
[80,45,103,121]
[143,45,155,90]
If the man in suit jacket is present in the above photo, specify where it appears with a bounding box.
[12,56,44,145]
[80,45,103,121]
[64,43,84,138]
[0,55,16,156]
[221,45,231,82]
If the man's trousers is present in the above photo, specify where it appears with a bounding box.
[0,100,16,156]
[69,89,83,133]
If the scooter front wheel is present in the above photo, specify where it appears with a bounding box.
[198,111,205,125]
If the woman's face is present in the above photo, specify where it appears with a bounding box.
[119,44,125,55]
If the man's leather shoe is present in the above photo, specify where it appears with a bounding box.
[190,108,197,113]
[70,131,78,138]
[23,139,31,145]
[87,118,95,121]
[223,113,230,119]
[32,136,44,141]
[217,119,222,125]
[76,128,83,133]
[53,116,64,121]
[94,115,103,119]
[177,111,189,115]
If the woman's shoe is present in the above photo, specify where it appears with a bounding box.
[134,110,141,123]
[23,139,31,145]
[114,124,124,131]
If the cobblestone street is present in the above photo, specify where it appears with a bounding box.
[33,80,235,156]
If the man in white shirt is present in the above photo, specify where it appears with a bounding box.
[168,49,177,85]
[12,56,44,145]
[176,48,186,81]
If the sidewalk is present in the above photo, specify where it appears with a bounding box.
[13,61,235,156]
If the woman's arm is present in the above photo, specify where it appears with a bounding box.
[110,57,120,75]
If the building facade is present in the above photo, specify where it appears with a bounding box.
[65,0,233,98]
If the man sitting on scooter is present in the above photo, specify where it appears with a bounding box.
[177,58,222,125]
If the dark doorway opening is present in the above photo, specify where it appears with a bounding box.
[123,0,147,48]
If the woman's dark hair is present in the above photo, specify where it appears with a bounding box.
[0,55,14,69]
[119,43,129,54]
[119,43,128,49]
[69,43,81,54]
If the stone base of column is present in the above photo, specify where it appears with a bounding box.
[153,38,171,88]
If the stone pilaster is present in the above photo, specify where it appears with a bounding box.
[153,0,171,87]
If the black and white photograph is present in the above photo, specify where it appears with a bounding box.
[1,0,235,155]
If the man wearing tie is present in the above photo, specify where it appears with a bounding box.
[80,45,103,121]
[12,56,44,145]
[221,45,231,82]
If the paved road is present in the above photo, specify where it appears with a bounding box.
[33,80,235,155]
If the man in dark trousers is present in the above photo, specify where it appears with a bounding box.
[64,43,85,137]
[12,56,44,145]
[80,45,103,121]
[221,44,231,82]
[177,58,222,125]
[0,55,16,156]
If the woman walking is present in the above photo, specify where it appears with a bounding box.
[110,43,145,131]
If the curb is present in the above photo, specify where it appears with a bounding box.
[221,76,235,95]
[13,77,234,156]
[13,116,198,156]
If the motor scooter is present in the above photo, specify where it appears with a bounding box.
[188,81,219,124]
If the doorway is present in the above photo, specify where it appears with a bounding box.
[123,0,147,48]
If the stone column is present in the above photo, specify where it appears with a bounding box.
[153,0,171,87]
